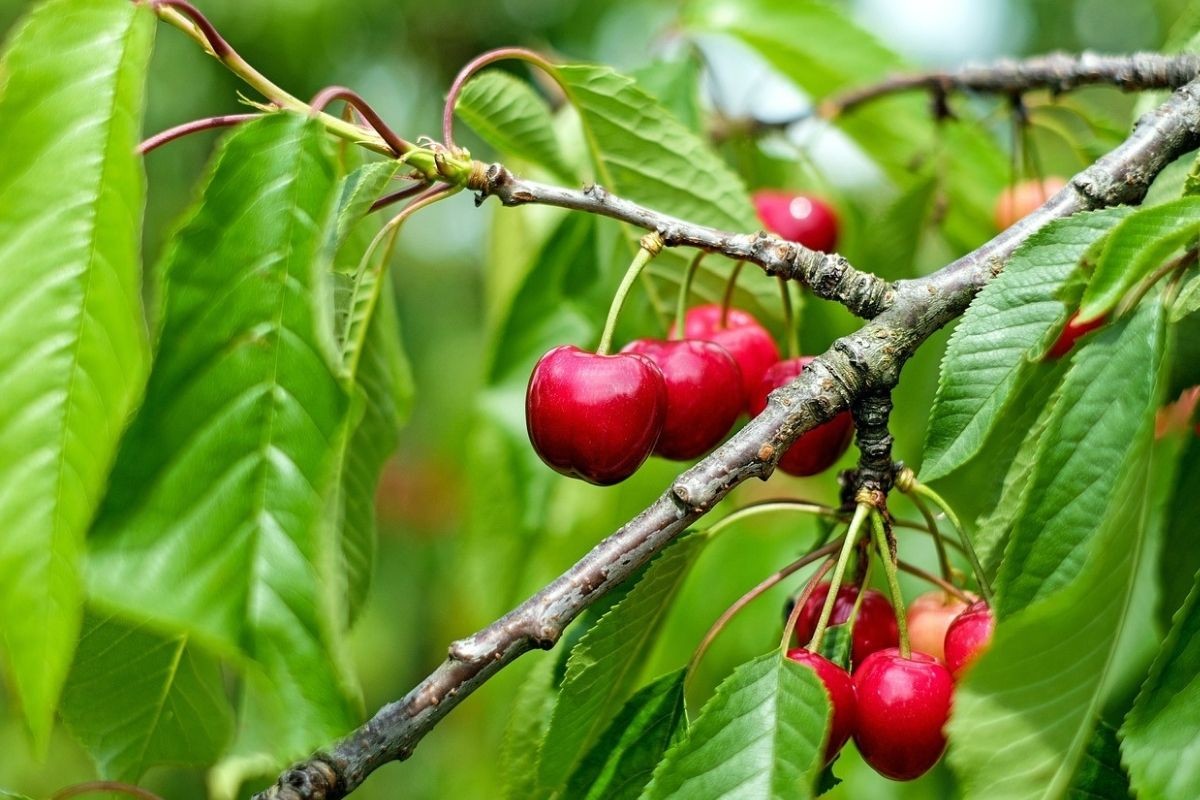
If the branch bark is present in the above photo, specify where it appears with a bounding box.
[254,75,1200,800]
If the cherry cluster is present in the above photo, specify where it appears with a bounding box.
[525,191,849,485]
[786,584,995,780]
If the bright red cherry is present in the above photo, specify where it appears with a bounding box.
[786,648,856,763]
[792,583,899,666]
[906,591,976,663]
[747,358,855,476]
[620,339,744,460]
[525,345,666,485]
[1046,312,1105,359]
[753,190,839,253]
[853,648,954,781]
[994,176,1067,230]
[944,600,995,678]
[675,304,780,408]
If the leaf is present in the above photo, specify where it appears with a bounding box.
[631,57,704,135]
[948,298,1167,800]
[641,652,828,800]
[1120,567,1200,799]
[86,114,359,759]
[1169,270,1200,322]
[994,298,1168,613]
[59,612,233,781]
[921,208,1132,481]
[1080,197,1200,322]
[1158,437,1200,627]
[1070,722,1132,800]
[537,533,706,793]
[332,160,401,250]
[0,0,155,747]
[856,170,938,280]
[565,670,687,800]
[502,656,560,800]
[456,69,575,180]
[816,624,851,671]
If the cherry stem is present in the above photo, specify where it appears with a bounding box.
[369,182,434,214]
[704,499,841,540]
[870,510,910,658]
[597,233,664,355]
[51,782,164,800]
[808,502,871,653]
[907,488,954,582]
[779,557,837,652]
[897,559,972,602]
[687,539,843,682]
[843,553,874,641]
[138,112,260,154]
[308,86,414,156]
[778,276,799,358]
[910,482,993,604]
[891,517,965,553]
[673,252,705,340]
[442,47,560,150]
[719,260,745,327]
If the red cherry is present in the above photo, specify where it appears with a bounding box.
[753,190,839,253]
[906,591,976,663]
[853,648,954,781]
[675,304,780,407]
[994,176,1067,230]
[786,648,857,763]
[619,339,744,459]
[792,583,899,666]
[747,358,855,476]
[1046,312,1105,359]
[525,345,666,485]
[944,600,995,678]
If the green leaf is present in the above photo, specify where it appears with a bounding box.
[1158,437,1200,627]
[631,58,704,135]
[59,612,233,781]
[948,299,1167,800]
[1169,270,1200,322]
[565,670,687,800]
[456,70,575,181]
[502,656,559,800]
[87,114,358,759]
[0,791,34,800]
[0,0,155,746]
[641,652,828,800]
[816,624,851,671]
[921,208,1131,481]
[994,298,1168,613]
[1120,567,1200,799]
[332,160,401,250]
[537,533,706,792]
[1070,722,1132,800]
[1080,197,1200,323]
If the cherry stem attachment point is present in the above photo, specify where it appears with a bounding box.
[720,259,745,327]
[597,232,663,355]
[137,113,259,155]
[779,557,837,653]
[442,47,560,150]
[908,480,993,605]
[674,252,705,339]
[808,502,871,653]
[870,510,910,658]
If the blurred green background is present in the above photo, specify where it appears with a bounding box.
[0,0,1190,797]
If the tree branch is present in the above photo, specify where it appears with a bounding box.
[254,76,1200,800]
[850,389,896,498]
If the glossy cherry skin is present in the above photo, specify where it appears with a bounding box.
[525,345,666,485]
[675,304,780,407]
[994,176,1067,230]
[1046,312,1105,359]
[786,648,857,763]
[747,358,855,476]
[853,648,955,781]
[753,190,839,253]
[944,600,995,678]
[620,339,744,460]
[906,591,976,663]
[792,583,899,667]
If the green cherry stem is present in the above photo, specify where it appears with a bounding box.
[808,502,871,653]
[911,482,993,604]
[907,489,954,583]
[778,277,799,358]
[871,510,910,658]
[720,260,746,327]
[704,499,842,540]
[597,233,664,355]
[674,252,706,339]
[779,557,837,652]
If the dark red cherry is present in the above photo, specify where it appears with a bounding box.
[1046,312,1105,359]
[675,304,780,408]
[853,648,954,781]
[753,190,839,253]
[786,648,857,763]
[792,583,899,666]
[525,345,666,485]
[944,600,995,678]
[747,357,855,476]
[620,339,744,460]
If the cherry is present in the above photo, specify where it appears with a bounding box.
[675,304,780,408]
[944,600,995,678]
[786,648,856,763]
[906,591,976,663]
[792,583,899,666]
[753,190,839,253]
[747,358,855,476]
[994,176,1067,230]
[853,648,954,781]
[620,338,744,459]
[1046,312,1105,359]
[525,345,666,485]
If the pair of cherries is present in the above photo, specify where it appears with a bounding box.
[525,190,850,485]
[786,583,995,781]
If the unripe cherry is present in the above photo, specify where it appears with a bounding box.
[906,591,976,662]
[994,176,1067,230]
